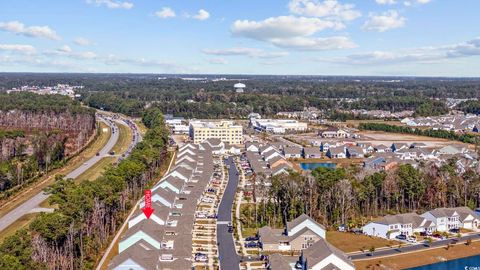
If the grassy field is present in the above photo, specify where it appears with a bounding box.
[134,119,147,136]
[327,231,400,253]
[354,241,480,270]
[0,122,111,218]
[0,213,38,242]
[111,123,132,154]
[75,157,115,183]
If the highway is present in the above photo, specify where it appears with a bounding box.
[0,114,140,233]
[217,157,240,270]
[350,233,480,260]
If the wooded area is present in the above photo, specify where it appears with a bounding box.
[358,123,479,144]
[0,108,170,269]
[242,161,480,231]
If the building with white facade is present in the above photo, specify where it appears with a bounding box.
[189,120,243,144]
[250,118,308,134]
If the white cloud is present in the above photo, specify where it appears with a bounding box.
[376,0,397,4]
[207,58,229,65]
[45,46,97,60]
[202,47,289,58]
[0,21,61,40]
[74,37,93,46]
[0,44,36,54]
[288,0,361,21]
[362,10,406,32]
[193,9,210,21]
[86,0,133,10]
[231,16,354,51]
[58,45,72,53]
[404,0,431,6]
[321,37,480,65]
[155,7,176,19]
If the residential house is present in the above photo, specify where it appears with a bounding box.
[319,127,350,138]
[346,146,365,158]
[374,144,392,153]
[283,147,303,159]
[362,213,436,239]
[422,207,480,231]
[326,147,346,159]
[259,214,326,252]
[391,143,409,152]
[297,238,355,270]
[303,147,322,159]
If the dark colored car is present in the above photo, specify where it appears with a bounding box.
[450,228,460,233]
[245,236,259,241]
[244,242,259,248]
[396,234,407,240]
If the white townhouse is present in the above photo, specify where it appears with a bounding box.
[362,213,435,239]
[421,207,480,231]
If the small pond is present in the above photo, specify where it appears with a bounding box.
[299,162,336,170]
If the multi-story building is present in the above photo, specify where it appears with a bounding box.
[189,120,243,145]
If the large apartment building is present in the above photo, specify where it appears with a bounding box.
[189,120,243,145]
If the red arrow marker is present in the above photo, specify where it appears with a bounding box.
[142,189,154,219]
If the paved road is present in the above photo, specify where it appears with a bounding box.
[350,233,480,260]
[0,115,139,232]
[217,157,240,270]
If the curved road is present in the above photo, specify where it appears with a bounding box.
[0,115,139,232]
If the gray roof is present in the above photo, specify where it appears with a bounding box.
[287,214,326,232]
[108,240,158,270]
[268,254,292,270]
[373,213,425,227]
[304,146,322,155]
[303,238,354,268]
[283,147,303,155]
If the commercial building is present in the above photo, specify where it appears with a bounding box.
[250,118,308,134]
[189,120,243,145]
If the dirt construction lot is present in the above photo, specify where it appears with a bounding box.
[358,131,469,148]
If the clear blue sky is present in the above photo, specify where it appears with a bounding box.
[0,0,479,76]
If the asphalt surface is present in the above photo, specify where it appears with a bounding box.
[350,233,480,260]
[217,157,240,270]
[0,116,139,232]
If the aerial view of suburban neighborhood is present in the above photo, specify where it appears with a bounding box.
[1,0,480,270]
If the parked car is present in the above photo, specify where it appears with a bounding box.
[195,253,208,262]
[450,228,460,233]
[396,234,407,240]
[245,236,259,241]
[407,236,417,243]
[244,242,260,248]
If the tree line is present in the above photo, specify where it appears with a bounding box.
[0,108,170,269]
[359,123,479,144]
[241,161,480,230]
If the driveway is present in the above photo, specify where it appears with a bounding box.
[217,157,240,270]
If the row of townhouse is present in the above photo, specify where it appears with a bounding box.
[245,142,297,177]
[108,142,215,270]
[402,114,480,133]
[363,207,480,239]
[259,214,354,270]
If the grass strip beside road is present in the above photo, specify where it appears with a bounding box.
[75,157,115,183]
[0,122,111,218]
[354,241,480,270]
[0,213,38,242]
[111,123,132,155]
[327,231,400,253]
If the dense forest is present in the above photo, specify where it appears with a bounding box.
[359,123,479,144]
[0,108,170,269]
[0,93,96,196]
[457,100,480,115]
[1,73,478,118]
[242,161,480,230]
[0,92,93,114]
